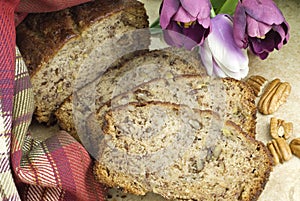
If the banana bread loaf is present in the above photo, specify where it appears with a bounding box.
[16,0,149,123]
[94,102,272,200]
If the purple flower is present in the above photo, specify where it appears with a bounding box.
[199,14,249,80]
[160,0,211,50]
[233,0,290,59]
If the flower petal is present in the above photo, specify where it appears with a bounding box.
[248,37,272,60]
[239,66,249,79]
[249,30,279,54]
[182,22,208,45]
[173,6,196,22]
[242,0,285,25]
[273,22,289,49]
[257,52,269,60]
[180,0,211,19]
[233,2,248,48]
[163,22,185,47]
[198,16,211,29]
[246,16,272,38]
[199,42,213,76]
[281,20,290,44]
[163,22,198,50]
[212,60,227,78]
[208,15,249,73]
[217,61,249,80]
[160,0,180,29]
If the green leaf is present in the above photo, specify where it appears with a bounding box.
[210,0,227,13]
[218,0,239,16]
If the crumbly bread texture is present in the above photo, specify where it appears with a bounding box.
[55,47,206,139]
[94,102,273,201]
[16,0,149,123]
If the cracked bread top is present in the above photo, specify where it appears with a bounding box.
[16,0,149,123]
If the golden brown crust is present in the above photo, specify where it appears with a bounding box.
[225,120,273,201]
[17,10,78,75]
[16,0,148,75]
[93,164,148,195]
[223,77,257,137]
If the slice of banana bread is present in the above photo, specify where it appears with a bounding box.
[84,75,255,157]
[16,0,149,123]
[55,47,206,138]
[100,75,256,137]
[94,102,272,201]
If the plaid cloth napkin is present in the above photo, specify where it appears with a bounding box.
[0,0,107,200]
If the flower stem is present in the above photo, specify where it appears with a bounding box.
[210,7,216,17]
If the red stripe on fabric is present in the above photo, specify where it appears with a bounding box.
[16,0,91,13]
[41,141,61,186]
[28,185,43,201]
[57,132,106,201]
[0,1,18,114]
[44,134,77,200]
[14,138,41,185]
[11,149,22,170]
[27,140,40,185]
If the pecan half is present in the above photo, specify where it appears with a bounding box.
[267,141,280,165]
[290,138,300,158]
[267,138,292,165]
[258,78,291,115]
[246,75,268,97]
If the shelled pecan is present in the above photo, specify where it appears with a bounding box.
[246,75,268,97]
[257,78,291,115]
